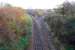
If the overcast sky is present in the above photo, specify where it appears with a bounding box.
[0,0,75,9]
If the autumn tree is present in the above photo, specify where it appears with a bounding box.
[0,4,32,50]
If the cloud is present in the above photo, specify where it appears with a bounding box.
[0,0,66,9]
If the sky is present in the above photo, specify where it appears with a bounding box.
[0,0,75,9]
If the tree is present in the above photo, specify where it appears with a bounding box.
[0,5,32,50]
[54,1,75,17]
[45,1,75,50]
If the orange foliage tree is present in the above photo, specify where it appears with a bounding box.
[0,7,32,50]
